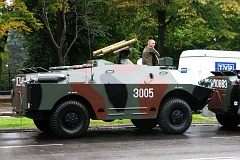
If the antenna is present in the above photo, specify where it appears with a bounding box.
[85,0,94,82]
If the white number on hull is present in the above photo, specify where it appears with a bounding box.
[133,88,154,98]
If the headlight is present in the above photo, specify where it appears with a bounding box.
[198,79,212,88]
[237,71,240,79]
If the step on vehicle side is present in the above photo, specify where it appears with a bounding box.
[11,39,214,138]
[199,70,240,127]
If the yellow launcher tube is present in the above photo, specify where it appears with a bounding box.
[93,38,137,56]
[93,40,126,56]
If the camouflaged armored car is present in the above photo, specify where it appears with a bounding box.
[11,39,214,138]
[199,70,240,127]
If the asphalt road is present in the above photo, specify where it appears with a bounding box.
[0,124,240,160]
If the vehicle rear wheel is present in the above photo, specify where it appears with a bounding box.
[33,120,52,133]
[131,119,158,130]
[216,113,240,128]
[158,98,192,134]
[50,100,90,138]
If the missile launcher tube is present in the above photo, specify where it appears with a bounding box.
[93,40,126,56]
[93,38,137,56]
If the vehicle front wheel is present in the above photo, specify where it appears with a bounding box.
[131,119,158,130]
[50,100,90,138]
[158,98,192,134]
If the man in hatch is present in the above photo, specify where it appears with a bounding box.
[142,39,160,66]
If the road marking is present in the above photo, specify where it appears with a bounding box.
[0,144,63,149]
[181,157,240,160]
[211,136,240,139]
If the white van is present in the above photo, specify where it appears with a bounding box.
[178,50,240,117]
[178,49,240,85]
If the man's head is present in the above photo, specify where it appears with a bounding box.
[148,39,155,47]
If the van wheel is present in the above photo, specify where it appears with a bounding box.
[216,113,240,128]
[158,98,192,134]
[50,100,90,138]
[131,119,158,130]
[33,120,52,133]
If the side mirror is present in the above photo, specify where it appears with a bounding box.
[237,70,240,79]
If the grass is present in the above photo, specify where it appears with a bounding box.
[192,114,216,123]
[0,114,217,129]
[0,117,35,129]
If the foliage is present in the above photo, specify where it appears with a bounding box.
[1,31,28,90]
[0,2,35,37]
[6,0,240,70]
[23,0,113,67]
[0,57,9,90]
[0,0,42,47]
[0,0,42,89]
[110,0,240,64]
[5,31,26,72]
[22,30,58,69]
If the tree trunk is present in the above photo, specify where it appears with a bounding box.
[157,10,166,57]
[57,10,64,66]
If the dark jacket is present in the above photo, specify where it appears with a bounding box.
[142,46,160,66]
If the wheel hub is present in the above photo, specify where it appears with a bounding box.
[171,110,184,125]
[65,112,79,128]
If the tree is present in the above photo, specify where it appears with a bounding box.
[211,0,240,50]
[5,31,26,72]
[23,0,116,67]
[22,30,58,69]
[21,0,240,69]
[112,0,240,59]
[112,0,176,56]
[0,0,41,88]
[24,0,90,66]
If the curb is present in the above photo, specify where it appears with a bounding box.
[0,111,16,117]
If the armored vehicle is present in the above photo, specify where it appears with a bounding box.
[11,39,214,138]
[199,70,240,127]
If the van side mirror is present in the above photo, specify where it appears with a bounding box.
[237,70,240,79]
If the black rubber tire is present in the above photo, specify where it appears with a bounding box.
[158,98,192,134]
[131,119,158,130]
[50,100,90,138]
[216,113,240,128]
[33,120,52,133]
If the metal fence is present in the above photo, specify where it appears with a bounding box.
[0,72,16,91]
[0,90,11,95]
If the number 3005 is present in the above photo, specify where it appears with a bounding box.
[133,88,154,98]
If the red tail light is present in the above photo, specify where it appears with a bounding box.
[235,80,239,84]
